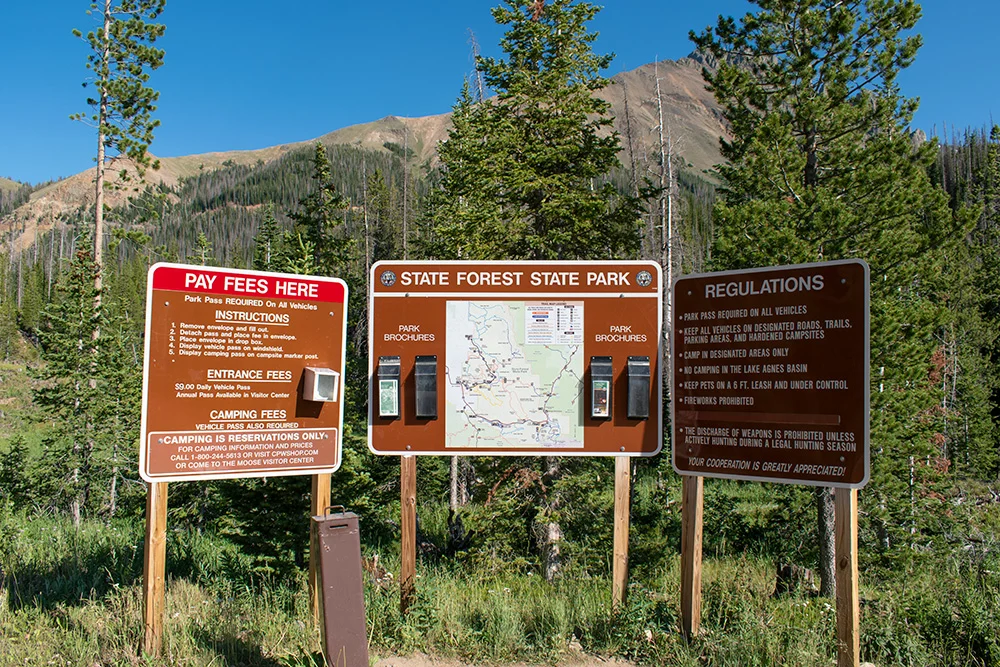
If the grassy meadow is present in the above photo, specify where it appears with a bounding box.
[0,499,997,667]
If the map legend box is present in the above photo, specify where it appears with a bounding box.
[368,261,663,457]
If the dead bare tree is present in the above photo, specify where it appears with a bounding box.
[652,62,683,337]
[467,29,487,102]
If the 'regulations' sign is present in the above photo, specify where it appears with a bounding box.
[672,259,870,488]
[140,263,348,482]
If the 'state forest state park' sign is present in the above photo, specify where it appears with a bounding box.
[140,264,348,482]
[672,259,870,488]
[368,261,663,457]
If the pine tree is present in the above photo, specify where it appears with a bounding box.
[0,435,31,506]
[93,300,144,517]
[424,0,644,261]
[692,0,960,587]
[0,258,19,360]
[194,231,213,265]
[289,143,353,273]
[366,168,401,265]
[423,0,647,580]
[220,148,364,574]
[33,229,103,524]
[958,125,1000,478]
[72,0,166,299]
[252,203,284,271]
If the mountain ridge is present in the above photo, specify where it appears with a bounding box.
[0,177,22,194]
[1,56,726,252]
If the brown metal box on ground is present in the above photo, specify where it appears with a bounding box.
[311,510,368,667]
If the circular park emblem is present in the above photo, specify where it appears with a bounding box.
[380,270,397,287]
[636,270,653,287]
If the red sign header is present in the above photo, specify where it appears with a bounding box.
[151,265,345,303]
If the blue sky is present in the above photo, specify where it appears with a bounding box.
[1,1,997,185]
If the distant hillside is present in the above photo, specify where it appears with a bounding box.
[0,55,726,253]
[0,177,33,221]
[605,56,726,178]
[0,177,22,194]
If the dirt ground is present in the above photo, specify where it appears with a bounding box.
[373,656,877,667]
[372,654,638,667]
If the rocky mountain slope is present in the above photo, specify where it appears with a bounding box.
[1,56,726,252]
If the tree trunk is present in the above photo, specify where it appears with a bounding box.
[94,0,110,305]
[622,77,655,259]
[109,467,117,518]
[447,456,470,554]
[655,64,668,295]
[468,30,486,102]
[402,130,409,260]
[16,246,22,309]
[539,456,562,581]
[71,472,81,527]
[816,486,836,596]
[450,456,459,512]
[802,129,838,597]
[72,390,82,528]
[109,432,118,518]
[654,64,678,394]
[47,221,55,299]
[362,157,371,281]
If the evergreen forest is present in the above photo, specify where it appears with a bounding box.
[0,1,997,665]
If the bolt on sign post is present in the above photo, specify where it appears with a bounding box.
[671,259,869,667]
[368,260,663,609]
[140,263,348,655]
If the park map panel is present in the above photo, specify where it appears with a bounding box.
[445,301,585,450]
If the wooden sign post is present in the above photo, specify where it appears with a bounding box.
[612,456,631,608]
[835,488,860,667]
[367,260,663,607]
[141,482,168,656]
[139,264,349,654]
[400,455,417,614]
[679,474,703,639]
[672,260,870,663]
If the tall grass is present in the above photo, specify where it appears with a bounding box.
[0,504,997,666]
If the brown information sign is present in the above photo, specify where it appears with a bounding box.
[671,260,869,488]
[140,263,348,482]
[368,261,663,456]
